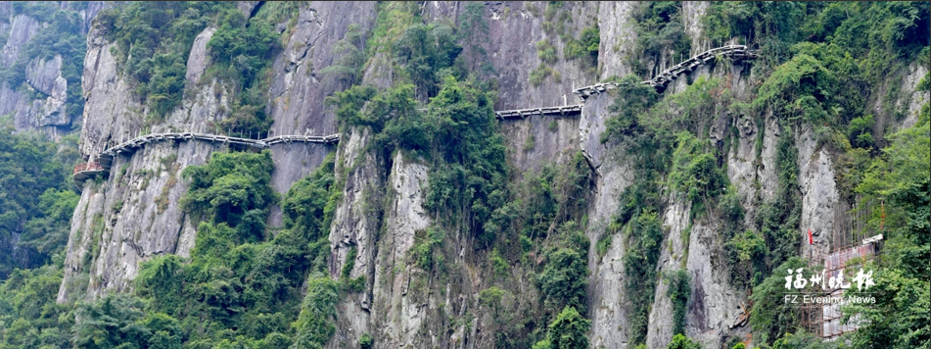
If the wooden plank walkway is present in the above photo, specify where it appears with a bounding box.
[75,45,759,187]
[574,44,757,99]
[494,104,583,119]
[74,132,341,188]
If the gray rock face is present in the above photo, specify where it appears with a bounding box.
[598,1,637,81]
[369,153,433,349]
[59,140,222,301]
[583,93,636,349]
[646,198,691,349]
[684,222,741,348]
[184,27,216,85]
[23,55,69,127]
[681,2,710,54]
[426,2,600,110]
[899,63,930,130]
[267,2,377,137]
[1,15,40,66]
[80,30,145,158]
[499,114,580,174]
[26,55,64,95]
[55,2,928,348]
[796,125,837,262]
[266,142,334,227]
[0,2,105,134]
[62,1,373,299]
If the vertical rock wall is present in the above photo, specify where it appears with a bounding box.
[54,1,928,348]
[0,2,103,136]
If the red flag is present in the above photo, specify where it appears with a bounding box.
[808,229,813,244]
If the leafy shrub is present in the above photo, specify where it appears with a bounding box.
[565,24,600,67]
[537,246,589,314]
[628,2,691,77]
[98,2,234,120]
[668,132,728,214]
[209,8,281,138]
[410,227,445,271]
[601,75,659,144]
[533,306,591,349]
[536,40,558,64]
[392,23,462,100]
[665,334,703,349]
[0,130,78,277]
[291,276,339,348]
[623,211,664,345]
[750,258,806,344]
[359,333,374,349]
[182,151,276,228]
[665,269,691,336]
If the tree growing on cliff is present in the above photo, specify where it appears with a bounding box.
[458,2,490,73]
[534,306,591,349]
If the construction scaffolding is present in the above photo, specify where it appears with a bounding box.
[801,197,884,339]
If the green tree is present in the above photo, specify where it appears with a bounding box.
[537,247,589,314]
[666,334,703,349]
[535,306,590,349]
[72,294,149,349]
[291,276,339,349]
[458,2,490,72]
[749,258,807,344]
[665,270,691,336]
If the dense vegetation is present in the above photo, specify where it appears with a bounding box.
[0,120,80,279]
[96,2,282,135]
[605,1,930,348]
[0,2,927,349]
[1,2,88,123]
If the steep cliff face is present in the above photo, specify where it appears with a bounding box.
[0,1,101,136]
[62,1,377,301]
[53,1,929,349]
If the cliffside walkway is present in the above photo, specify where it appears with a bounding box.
[74,45,758,187]
[73,132,340,187]
[494,104,583,119]
[574,44,757,99]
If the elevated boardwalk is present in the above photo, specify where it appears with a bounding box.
[494,104,583,119]
[75,45,760,188]
[574,45,757,99]
[74,132,340,188]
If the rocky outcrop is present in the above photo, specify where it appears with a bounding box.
[24,55,69,127]
[80,30,145,157]
[426,2,601,110]
[59,140,224,301]
[368,153,434,349]
[1,15,39,66]
[583,92,636,349]
[0,2,103,134]
[184,27,216,85]
[900,63,930,129]
[267,2,377,137]
[646,198,690,349]
[598,2,638,81]
[499,114,580,174]
[684,221,742,348]
[681,2,710,54]
[796,125,837,262]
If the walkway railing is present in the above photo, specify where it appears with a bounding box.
[73,132,341,188]
[574,44,758,99]
[494,104,583,119]
[74,45,760,187]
